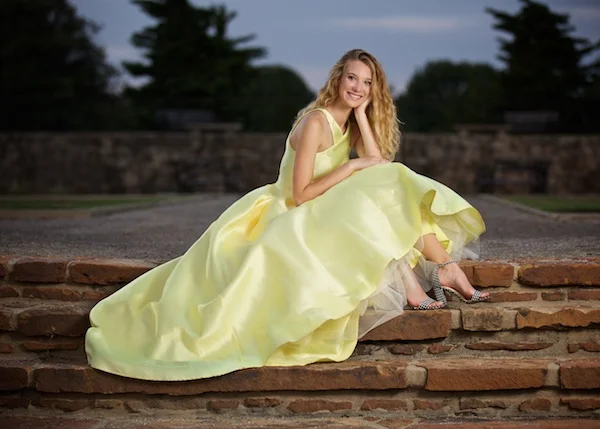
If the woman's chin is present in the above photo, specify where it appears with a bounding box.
[343,97,362,109]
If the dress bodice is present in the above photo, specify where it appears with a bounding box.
[274,108,352,205]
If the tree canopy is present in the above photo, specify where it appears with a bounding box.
[395,61,502,132]
[123,0,266,125]
[241,66,314,132]
[487,0,600,130]
[0,0,118,130]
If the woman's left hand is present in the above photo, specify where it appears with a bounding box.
[354,96,372,115]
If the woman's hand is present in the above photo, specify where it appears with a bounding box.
[348,156,388,172]
[354,95,372,115]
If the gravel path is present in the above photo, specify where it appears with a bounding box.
[1,194,598,260]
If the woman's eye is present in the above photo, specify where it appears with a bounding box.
[348,75,355,81]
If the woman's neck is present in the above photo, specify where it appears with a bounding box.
[324,102,352,132]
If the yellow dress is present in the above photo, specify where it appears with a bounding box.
[85,108,485,381]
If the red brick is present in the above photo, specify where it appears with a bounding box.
[561,397,600,410]
[516,308,600,329]
[419,359,548,391]
[388,344,424,355]
[542,291,566,301]
[364,421,600,429]
[352,344,381,356]
[17,304,91,336]
[243,397,281,408]
[80,286,120,301]
[519,262,600,287]
[427,344,456,354]
[0,286,19,298]
[0,363,31,390]
[560,360,600,389]
[34,397,91,412]
[376,419,419,429]
[0,417,110,429]
[458,261,476,284]
[288,399,352,413]
[413,399,450,410]
[472,263,514,287]
[0,256,13,280]
[362,310,452,341]
[23,286,81,301]
[489,291,537,302]
[69,259,156,285]
[12,257,68,283]
[361,399,407,411]
[459,398,509,410]
[35,360,407,394]
[94,399,123,409]
[0,343,15,353]
[0,307,16,331]
[22,338,80,351]
[0,395,31,408]
[568,343,600,353]
[569,289,600,300]
[465,342,552,351]
[462,308,507,331]
[519,397,552,412]
[206,399,239,412]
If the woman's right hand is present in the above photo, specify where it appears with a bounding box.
[348,156,389,172]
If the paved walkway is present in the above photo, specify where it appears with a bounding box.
[0,195,599,260]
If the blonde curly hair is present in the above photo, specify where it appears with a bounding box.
[295,49,400,160]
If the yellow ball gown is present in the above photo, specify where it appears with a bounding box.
[85,108,485,381]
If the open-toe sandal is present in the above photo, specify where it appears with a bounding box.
[442,286,490,303]
[433,260,490,304]
[407,297,446,311]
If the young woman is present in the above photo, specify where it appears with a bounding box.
[85,49,488,382]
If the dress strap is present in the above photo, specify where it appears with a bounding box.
[288,108,335,138]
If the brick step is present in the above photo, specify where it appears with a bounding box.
[1,298,599,359]
[1,414,599,429]
[1,256,600,305]
[1,356,599,419]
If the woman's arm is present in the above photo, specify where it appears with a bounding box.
[292,112,386,206]
[353,98,384,159]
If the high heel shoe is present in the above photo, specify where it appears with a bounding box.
[431,260,490,304]
[406,297,446,311]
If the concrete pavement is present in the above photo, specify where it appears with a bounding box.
[0,194,598,260]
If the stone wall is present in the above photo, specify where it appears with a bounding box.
[1,129,598,194]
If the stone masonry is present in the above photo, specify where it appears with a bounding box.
[1,129,598,194]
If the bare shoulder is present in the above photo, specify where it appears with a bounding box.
[290,110,328,150]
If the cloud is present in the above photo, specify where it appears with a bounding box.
[328,16,472,33]
[565,6,600,22]
[106,45,140,62]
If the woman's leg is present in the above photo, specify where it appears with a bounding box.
[420,233,490,300]
[404,265,445,308]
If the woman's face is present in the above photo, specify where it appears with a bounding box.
[337,59,373,108]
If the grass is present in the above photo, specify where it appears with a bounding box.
[0,195,184,210]
[503,195,600,213]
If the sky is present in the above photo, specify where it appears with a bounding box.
[73,0,600,95]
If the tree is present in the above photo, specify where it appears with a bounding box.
[395,61,502,132]
[487,0,600,129]
[124,0,266,125]
[242,66,314,132]
[0,0,118,130]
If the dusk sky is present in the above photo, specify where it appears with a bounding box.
[73,0,600,95]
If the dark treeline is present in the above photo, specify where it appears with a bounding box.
[397,0,600,132]
[0,0,598,132]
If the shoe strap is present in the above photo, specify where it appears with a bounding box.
[437,260,458,268]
